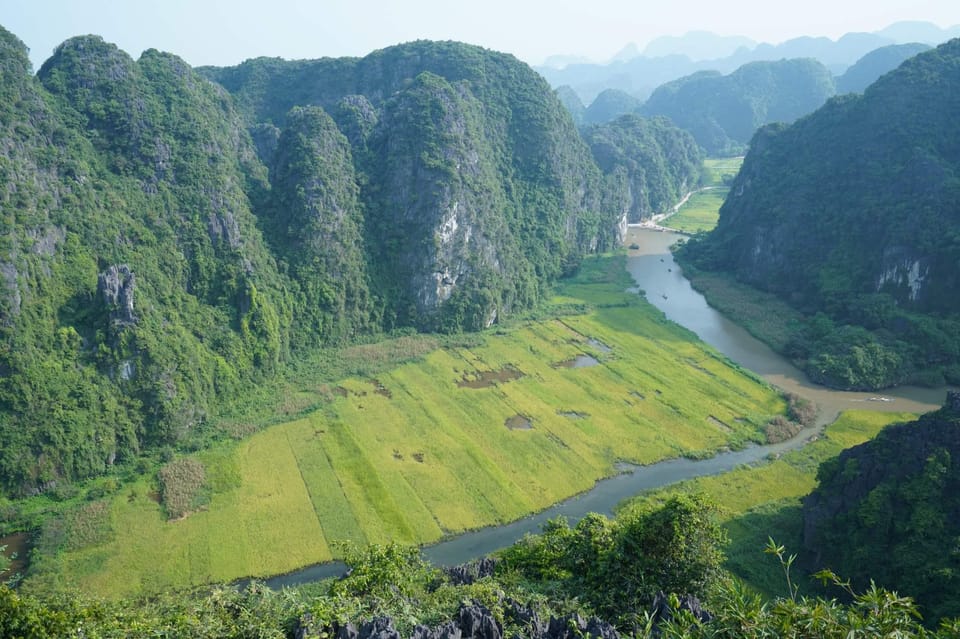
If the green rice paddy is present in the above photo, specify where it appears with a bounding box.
[47,254,787,597]
[665,157,743,234]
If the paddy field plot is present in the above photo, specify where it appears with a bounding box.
[48,254,785,597]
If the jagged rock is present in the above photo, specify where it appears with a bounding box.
[249,122,281,162]
[504,599,543,637]
[444,557,498,585]
[411,621,462,639]
[458,602,502,639]
[359,616,401,639]
[0,261,20,323]
[335,621,359,639]
[649,591,712,630]
[97,264,137,327]
[582,617,619,639]
[295,613,323,639]
[334,94,379,148]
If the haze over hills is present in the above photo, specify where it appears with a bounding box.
[560,39,941,158]
[835,42,932,93]
[539,20,960,102]
[639,58,836,155]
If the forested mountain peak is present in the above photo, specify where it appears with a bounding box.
[640,57,836,155]
[836,42,932,93]
[803,393,960,621]
[0,26,705,497]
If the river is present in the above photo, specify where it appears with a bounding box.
[260,229,949,589]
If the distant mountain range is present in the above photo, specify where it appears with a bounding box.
[539,21,960,103]
[557,42,932,155]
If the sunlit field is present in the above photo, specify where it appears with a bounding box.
[46,254,786,597]
[665,157,743,234]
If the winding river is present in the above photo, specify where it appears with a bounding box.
[261,229,949,589]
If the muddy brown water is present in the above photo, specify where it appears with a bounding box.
[256,229,951,589]
[505,415,533,430]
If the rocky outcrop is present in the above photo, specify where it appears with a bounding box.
[584,114,703,223]
[269,105,373,339]
[798,397,960,619]
[296,601,620,639]
[368,72,508,329]
[649,591,713,629]
[802,404,960,556]
[98,264,137,327]
[443,557,498,586]
[946,390,960,413]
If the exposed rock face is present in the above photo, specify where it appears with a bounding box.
[297,601,619,639]
[947,390,960,413]
[98,264,137,327]
[649,591,713,629]
[369,72,507,328]
[334,94,379,148]
[584,114,703,223]
[0,261,20,324]
[443,557,498,585]
[269,105,373,340]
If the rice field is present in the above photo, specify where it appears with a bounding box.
[49,254,786,597]
[665,157,743,234]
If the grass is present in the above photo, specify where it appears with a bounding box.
[36,253,788,598]
[664,190,728,234]
[618,409,918,596]
[702,157,744,188]
[664,157,743,234]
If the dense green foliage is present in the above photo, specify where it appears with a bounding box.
[554,85,586,126]
[803,400,960,622]
[836,42,932,94]
[202,40,625,332]
[1,29,287,496]
[583,115,703,222]
[3,496,958,637]
[680,39,960,390]
[501,494,726,623]
[2,26,680,497]
[582,88,642,125]
[641,59,836,155]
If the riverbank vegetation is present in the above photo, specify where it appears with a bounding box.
[622,409,917,596]
[4,481,957,637]
[13,253,785,598]
[679,40,960,391]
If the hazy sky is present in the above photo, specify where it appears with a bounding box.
[2,0,959,71]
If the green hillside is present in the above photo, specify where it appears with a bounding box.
[583,114,703,223]
[641,58,836,155]
[680,39,960,390]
